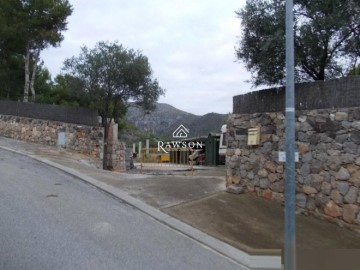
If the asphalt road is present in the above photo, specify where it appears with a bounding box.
[0,149,243,270]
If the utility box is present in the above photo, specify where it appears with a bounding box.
[248,127,260,145]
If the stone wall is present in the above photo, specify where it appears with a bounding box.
[227,108,360,225]
[0,114,127,171]
[0,114,104,158]
[228,77,360,225]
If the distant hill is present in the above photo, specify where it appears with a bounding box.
[124,103,227,139]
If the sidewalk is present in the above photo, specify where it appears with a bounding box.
[1,137,360,269]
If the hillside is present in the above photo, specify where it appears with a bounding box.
[124,103,227,139]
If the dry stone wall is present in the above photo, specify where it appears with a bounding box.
[0,114,104,158]
[226,108,360,225]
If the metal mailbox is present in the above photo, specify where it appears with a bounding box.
[248,127,260,145]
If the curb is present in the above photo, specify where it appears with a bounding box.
[0,146,281,270]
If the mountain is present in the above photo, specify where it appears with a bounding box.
[124,103,227,139]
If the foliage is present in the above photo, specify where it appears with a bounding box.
[63,41,165,123]
[63,41,165,169]
[0,0,72,101]
[236,0,360,86]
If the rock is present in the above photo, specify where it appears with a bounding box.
[268,173,279,183]
[300,164,311,177]
[254,164,266,175]
[330,190,343,204]
[346,164,359,175]
[303,185,317,195]
[301,152,312,163]
[306,197,316,211]
[350,171,360,187]
[341,121,352,129]
[276,165,284,173]
[335,134,348,144]
[324,201,342,217]
[356,157,360,166]
[310,160,323,174]
[309,174,323,190]
[262,189,272,200]
[335,112,348,121]
[299,121,313,132]
[272,192,284,203]
[296,193,307,208]
[343,142,358,154]
[338,182,350,195]
[327,149,341,156]
[235,148,241,156]
[260,142,272,154]
[321,182,332,195]
[298,115,307,122]
[352,121,360,130]
[270,182,284,193]
[264,160,277,173]
[343,204,359,224]
[336,167,350,181]
[247,171,255,180]
[298,143,309,154]
[344,187,358,204]
[259,179,270,189]
[341,153,356,164]
[350,130,360,144]
[315,193,330,208]
[298,132,309,142]
[226,185,244,194]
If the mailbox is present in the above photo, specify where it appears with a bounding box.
[248,127,260,145]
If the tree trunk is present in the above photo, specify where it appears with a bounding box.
[29,49,40,102]
[23,44,30,102]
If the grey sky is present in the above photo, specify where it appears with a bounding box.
[42,0,251,115]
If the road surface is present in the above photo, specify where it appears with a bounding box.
[0,149,244,270]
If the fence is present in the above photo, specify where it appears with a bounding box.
[0,100,99,126]
[137,147,195,170]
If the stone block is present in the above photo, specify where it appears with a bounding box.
[264,160,277,173]
[303,185,317,195]
[258,169,268,178]
[296,193,307,208]
[226,185,244,194]
[262,189,272,200]
[324,201,342,218]
[350,171,360,187]
[259,179,270,189]
[343,204,359,224]
[344,187,358,204]
[336,167,350,181]
[346,164,359,175]
[330,190,343,204]
[270,181,284,193]
[335,112,348,121]
[338,182,350,195]
[298,143,309,154]
[321,182,332,195]
[268,173,279,183]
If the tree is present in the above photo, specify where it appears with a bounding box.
[235,0,360,86]
[0,0,72,101]
[63,41,165,169]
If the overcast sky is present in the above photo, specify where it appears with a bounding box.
[42,0,252,116]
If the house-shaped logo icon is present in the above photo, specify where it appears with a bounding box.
[173,124,189,138]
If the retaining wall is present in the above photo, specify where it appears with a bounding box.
[227,76,360,225]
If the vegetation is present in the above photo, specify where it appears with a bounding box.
[62,41,165,169]
[236,0,360,86]
[0,0,72,101]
